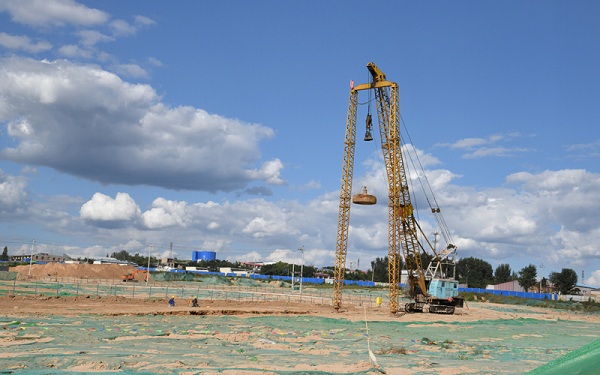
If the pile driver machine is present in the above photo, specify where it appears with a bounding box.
[332,62,464,315]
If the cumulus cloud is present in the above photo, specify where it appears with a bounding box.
[0,0,109,28]
[142,198,189,229]
[77,29,113,47]
[0,32,52,53]
[0,169,28,213]
[0,57,283,192]
[112,63,149,79]
[508,169,600,232]
[438,133,530,159]
[585,270,600,287]
[80,192,140,222]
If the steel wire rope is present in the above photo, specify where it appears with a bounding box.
[359,89,388,228]
[400,116,454,246]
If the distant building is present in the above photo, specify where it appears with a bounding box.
[241,261,275,272]
[160,258,175,267]
[486,280,525,292]
[185,266,210,273]
[219,267,249,276]
[192,251,216,262]
[92,257,129,265]
[11,253,69,263]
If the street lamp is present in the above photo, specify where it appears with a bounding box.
[147,244,152,284]
[28,240,35,277]
[299,246,304,295]
[539,262,544,293]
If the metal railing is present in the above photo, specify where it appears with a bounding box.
[0,278,386,308]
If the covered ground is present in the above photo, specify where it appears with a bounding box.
[2,264,600,374]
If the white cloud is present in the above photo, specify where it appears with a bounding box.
[0,0,109,28]
[247,159,285,185]
[463,146,528,159]
[449,137,488,149]
[142,198,189,229]
[439,133,530,159]
[0,57,281,192]
[4,162,599,276]
[57,44,94,59]
[134,15,156,27]
[80,192,140,222]
[0,32,52,52]
[0,169,28,212]
[112,63,149,79]
[110,19,136,36]
[77,29,113,47]
[585,270,600,288]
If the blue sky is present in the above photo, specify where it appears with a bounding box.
[1,0,600,286]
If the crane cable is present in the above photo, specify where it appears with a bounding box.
[400,116,455,247]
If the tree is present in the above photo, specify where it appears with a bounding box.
[456,257,493,288]
[549,268,578,295]
[370,257,388,283]
[0,246,8,261]
[494,263,512,284]
[517,264,537,292]
[111,250,130,261]
[260,261,292,276]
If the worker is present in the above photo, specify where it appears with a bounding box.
[192,296,199,307]
[168,295,175,307]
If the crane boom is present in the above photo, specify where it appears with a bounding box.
[333,62,463,314]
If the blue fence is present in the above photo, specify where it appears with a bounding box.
[143,268,558,300]
[460,287,557,300]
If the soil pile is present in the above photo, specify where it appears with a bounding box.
[10,263,138,280]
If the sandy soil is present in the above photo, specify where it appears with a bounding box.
[5,263,600,323]
[10,263,140,280]
[2,294,599,325]
[3,264,600,374]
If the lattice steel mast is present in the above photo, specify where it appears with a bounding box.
[333,62,427,314]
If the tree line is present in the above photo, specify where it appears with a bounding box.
[2,246,581,295]
[367,255,579,295]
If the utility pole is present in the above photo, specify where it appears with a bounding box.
[28,240,35,277]
[539,262,544,293]
[147,244,152,284]
[299,246,305,295]
[291,262,295,290]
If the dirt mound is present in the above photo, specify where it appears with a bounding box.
[10,263,138,280]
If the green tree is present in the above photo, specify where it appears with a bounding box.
[420,252,434,270]
[517,264,537,292]
[1,246,8,261]
[494,263,512,284]
[198,259,239,272]
[111,250,131,261]
[370,257,388,283]
[302,265,317,278]
[549,268,578,295]
[456,257,493,288]
[260,261,292,276]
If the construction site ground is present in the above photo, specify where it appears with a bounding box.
[1,264,600,374]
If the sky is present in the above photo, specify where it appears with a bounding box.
[1,0,600,286]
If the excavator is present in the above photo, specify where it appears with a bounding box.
[332,62,464,314]
[122,270,150,282]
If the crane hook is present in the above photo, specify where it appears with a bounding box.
[364,113,373,141]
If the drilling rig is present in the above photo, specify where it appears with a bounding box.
[332,62,464,314]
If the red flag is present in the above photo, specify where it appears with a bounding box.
[350,80,354,89]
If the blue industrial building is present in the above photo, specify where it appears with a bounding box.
[192,251,216,262]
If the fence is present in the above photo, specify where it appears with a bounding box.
[0,277,386,308]
[460,287,558,300]
[6,271,589,305]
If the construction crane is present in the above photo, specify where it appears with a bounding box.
[332,62,463,314]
